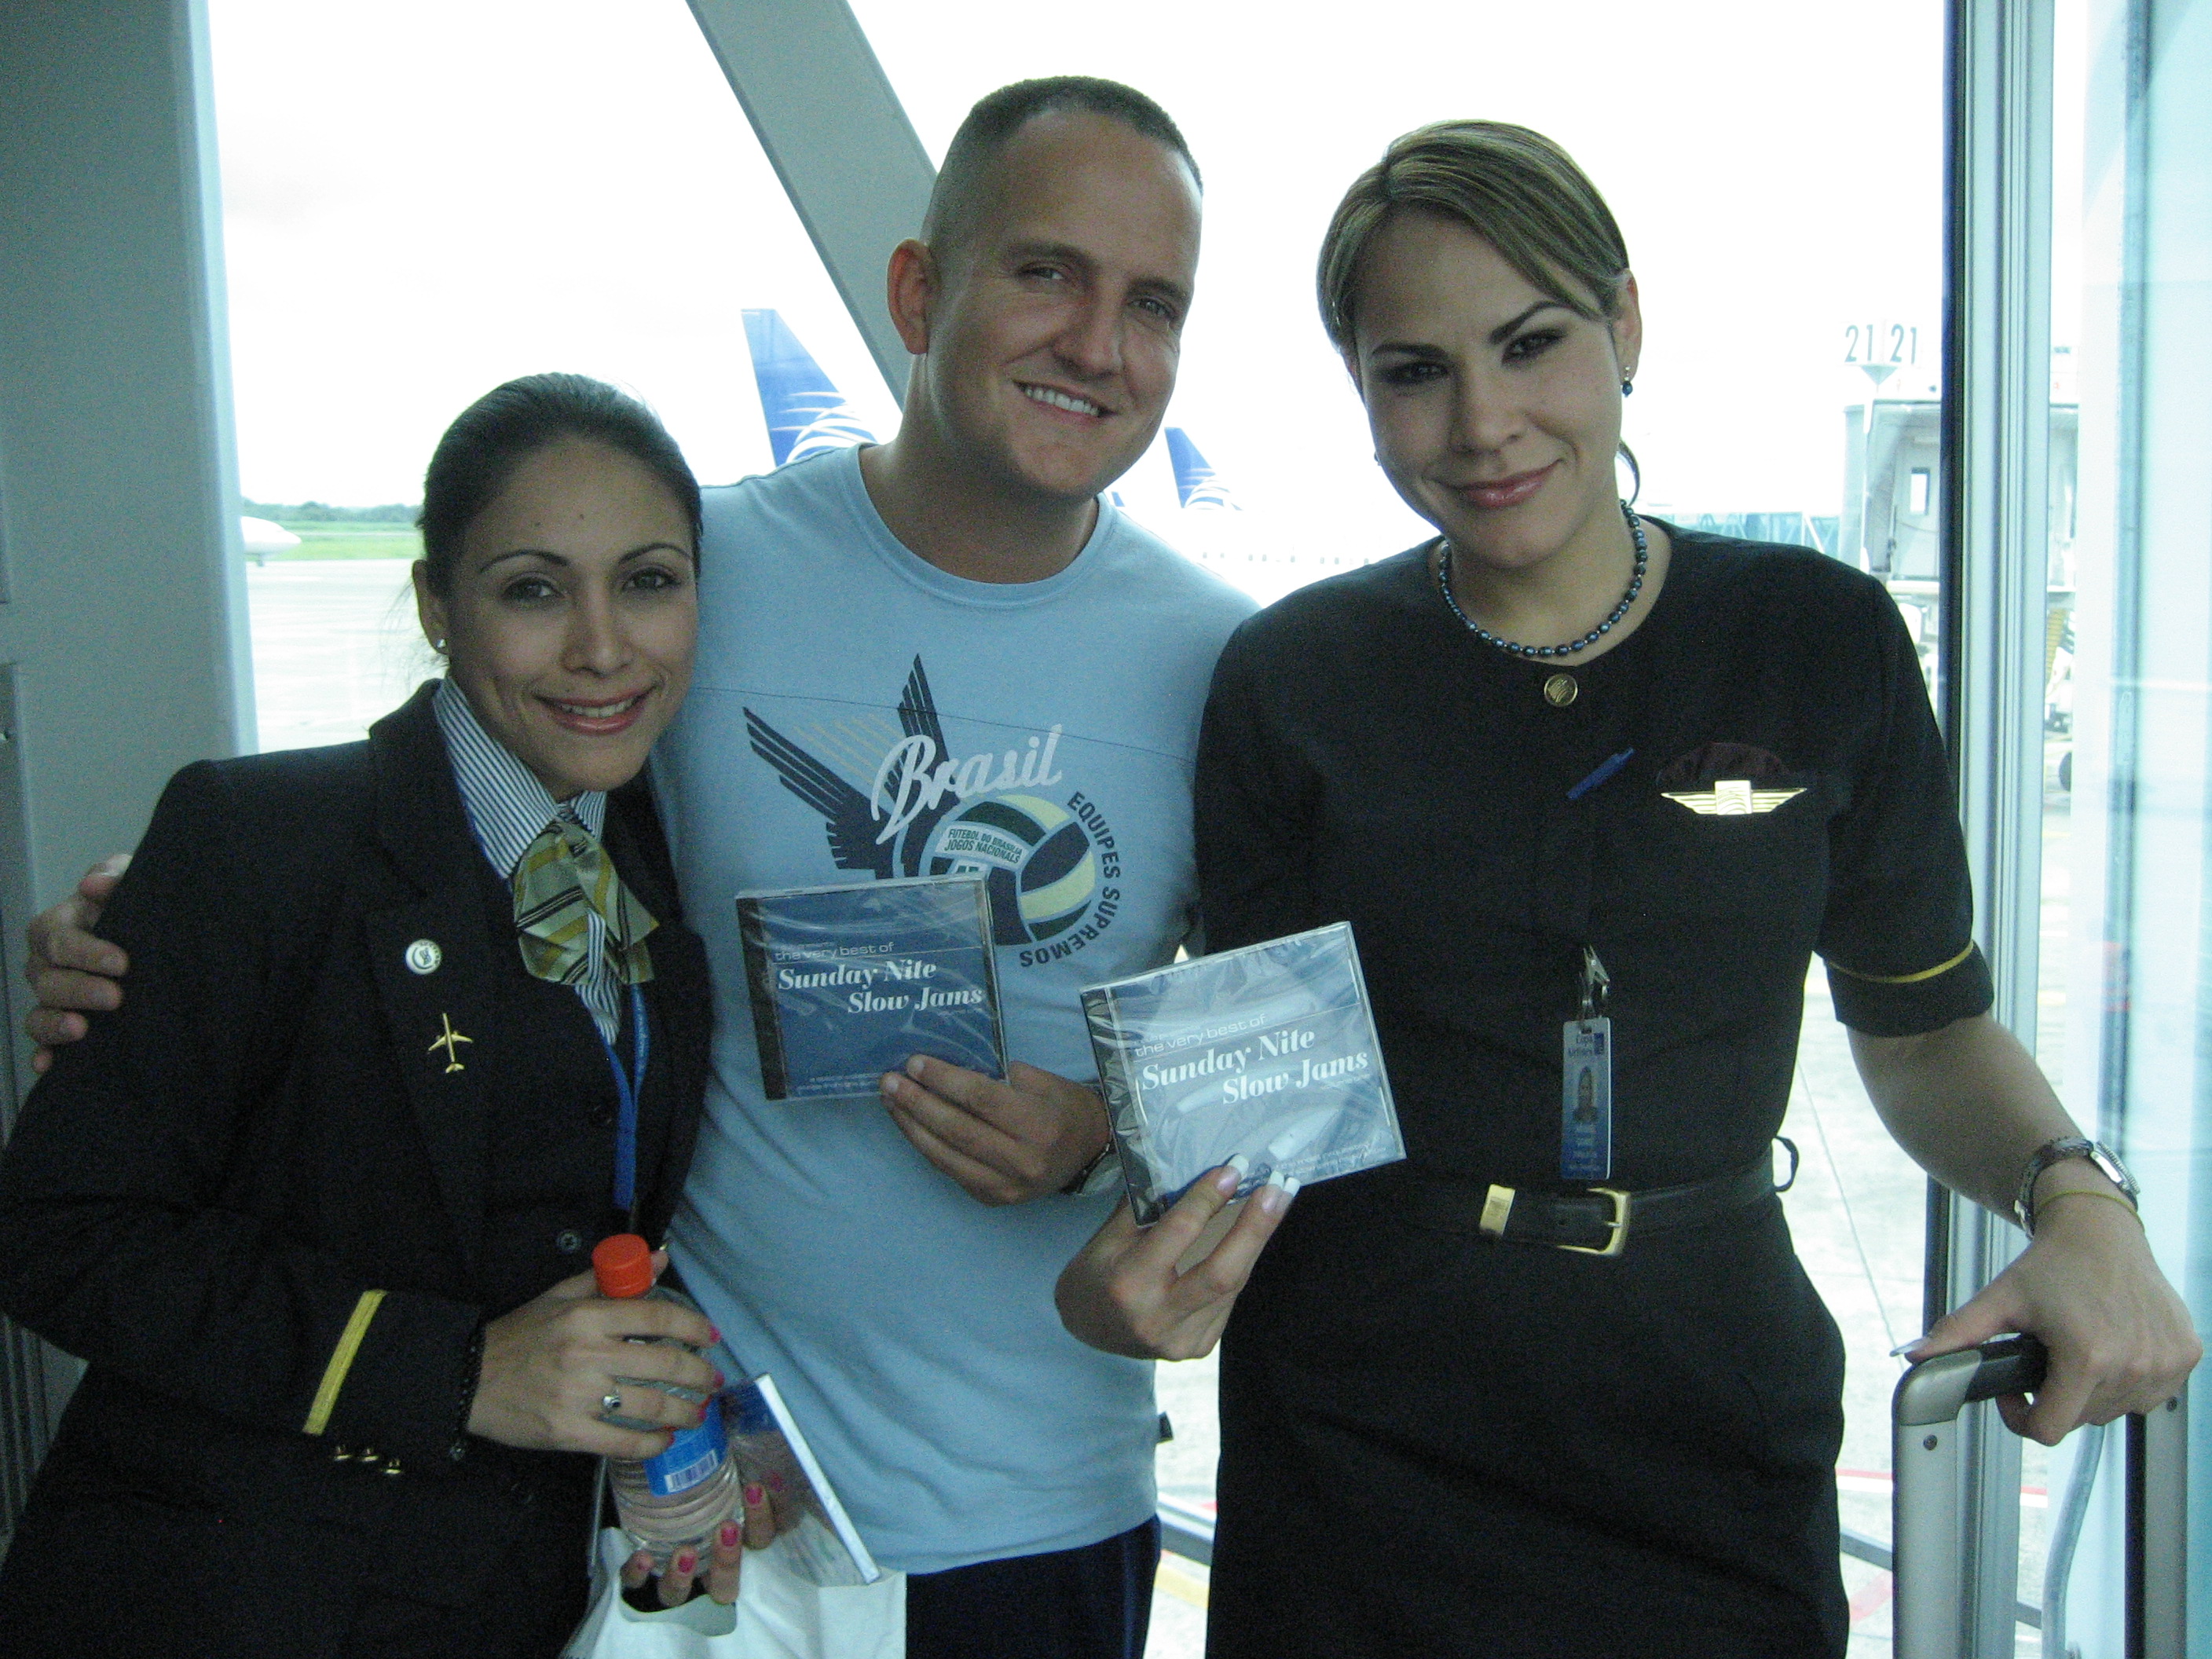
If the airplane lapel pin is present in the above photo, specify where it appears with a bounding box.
[428,1013,474,1074]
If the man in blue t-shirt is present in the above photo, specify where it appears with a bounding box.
[644,81,1277,1654]
[24,75,1295,1658]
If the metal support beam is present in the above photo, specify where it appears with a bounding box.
[1938,0,2056,1650]
[685,0,935,399]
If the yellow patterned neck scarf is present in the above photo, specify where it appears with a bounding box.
[512,815,657,987]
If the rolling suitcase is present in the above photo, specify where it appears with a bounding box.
[1892,1333,2188,1657]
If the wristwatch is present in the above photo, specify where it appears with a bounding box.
[2013,1137,2140,1236]
[1060,1138,1121,1198]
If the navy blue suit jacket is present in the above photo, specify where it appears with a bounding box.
[0,683,712,1655]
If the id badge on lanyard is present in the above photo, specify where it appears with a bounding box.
[1562,946,1612,1182]
[599,983,650,1221]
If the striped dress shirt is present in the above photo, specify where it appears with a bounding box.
[433,677,621,1044]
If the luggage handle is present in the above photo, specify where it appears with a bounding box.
[1894,1332,2188,1659]
[1893,1335,2048,1659]
[1895,1332,2049,1426]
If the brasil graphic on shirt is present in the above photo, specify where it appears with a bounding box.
[743,656,1125,969]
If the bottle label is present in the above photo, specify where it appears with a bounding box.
[645,1395,727,1496]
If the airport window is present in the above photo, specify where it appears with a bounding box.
[2033,0,2210,1647]
[847,4,1955,1650]
[208,0,895,752]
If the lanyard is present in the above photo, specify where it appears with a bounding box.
[599,983,650,1215]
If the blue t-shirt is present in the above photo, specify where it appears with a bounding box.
[657,446,1254,1574]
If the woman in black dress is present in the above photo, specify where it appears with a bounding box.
[0,374,742,1656]
[1058,123,2197,1654]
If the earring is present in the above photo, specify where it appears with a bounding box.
[1620,375,1635,397]
[431,638,447,651]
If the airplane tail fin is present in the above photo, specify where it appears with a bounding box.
[742,309,877,467]
[1166,427,1238,510]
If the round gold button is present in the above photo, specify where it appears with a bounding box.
[1543,672,1579,708]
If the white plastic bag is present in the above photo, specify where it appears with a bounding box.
[562,1527,906,1659]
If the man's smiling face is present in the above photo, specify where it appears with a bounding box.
[916,108,1202,506]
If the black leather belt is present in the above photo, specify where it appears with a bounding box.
[1401,1152,1785,1258]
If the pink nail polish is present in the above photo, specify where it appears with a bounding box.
[709,1326,721,1344]
[720,1522,741,1548]
[675,1550,697,1574]
[712,1368,727,1390]
[745,1483,764,1505]
[767,1471,786,1493]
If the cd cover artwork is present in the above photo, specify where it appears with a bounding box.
[724,1374,881,1587]
[1082,922,1404,1224]
[738,876,1004,1101]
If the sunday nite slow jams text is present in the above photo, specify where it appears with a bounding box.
[1141,1026,1374,1104]
[772,947,987,1015]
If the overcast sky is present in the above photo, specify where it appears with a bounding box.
[207,0,2049,554]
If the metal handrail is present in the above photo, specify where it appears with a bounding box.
[1159,1494,1214,1567]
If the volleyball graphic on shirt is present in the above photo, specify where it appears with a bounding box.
[928,794,1097,943]
[744,654,1115,954]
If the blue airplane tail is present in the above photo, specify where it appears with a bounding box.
[743,309,876,467]
[1166,427,1237,510]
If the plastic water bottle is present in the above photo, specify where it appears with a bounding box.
[592,1233,740,1566]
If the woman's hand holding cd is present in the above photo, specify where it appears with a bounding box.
[1055,1158,1297,1361]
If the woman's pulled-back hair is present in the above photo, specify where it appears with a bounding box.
[416,373,701,595]
[1317,122,1630,354]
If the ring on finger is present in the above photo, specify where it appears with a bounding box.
[600,1389,624,1418]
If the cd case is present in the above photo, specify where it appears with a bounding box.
[1081,922,1404,1225]
[738,876,1005,1101]
[724,1374,882,1587]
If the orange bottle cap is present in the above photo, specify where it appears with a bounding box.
[592,1233,654,1298]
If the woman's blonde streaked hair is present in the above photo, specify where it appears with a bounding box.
[1317,121,1631,353]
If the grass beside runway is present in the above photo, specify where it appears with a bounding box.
[260,522,423,561]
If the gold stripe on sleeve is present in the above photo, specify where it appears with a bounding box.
[302,1290,387,1436]
[1826,940,1977,986]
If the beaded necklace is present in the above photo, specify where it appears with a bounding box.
[1435,500,1648,661]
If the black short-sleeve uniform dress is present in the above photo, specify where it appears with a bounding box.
[1194,529,1992,1658]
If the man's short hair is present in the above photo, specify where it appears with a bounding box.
[922,76,1201,257]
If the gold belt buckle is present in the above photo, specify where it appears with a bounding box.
[1478,1185,1516,1237]
[1560,1186,1632,1257]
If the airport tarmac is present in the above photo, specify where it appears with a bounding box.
[244,558,2066,1657]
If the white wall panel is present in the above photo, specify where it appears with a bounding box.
[0,0,251,1535]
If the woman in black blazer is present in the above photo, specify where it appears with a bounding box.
[0,375,721,1657]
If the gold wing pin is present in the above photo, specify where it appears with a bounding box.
[428,1013,473,1073]
[1662,778,1805,816]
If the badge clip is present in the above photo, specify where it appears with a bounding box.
[1577,947,1610,1023]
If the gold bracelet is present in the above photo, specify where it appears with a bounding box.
[2034,1188,2143,1229]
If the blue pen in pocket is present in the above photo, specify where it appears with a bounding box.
[1568,748,1635,801]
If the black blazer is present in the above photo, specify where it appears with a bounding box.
[0,684,711,1657]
